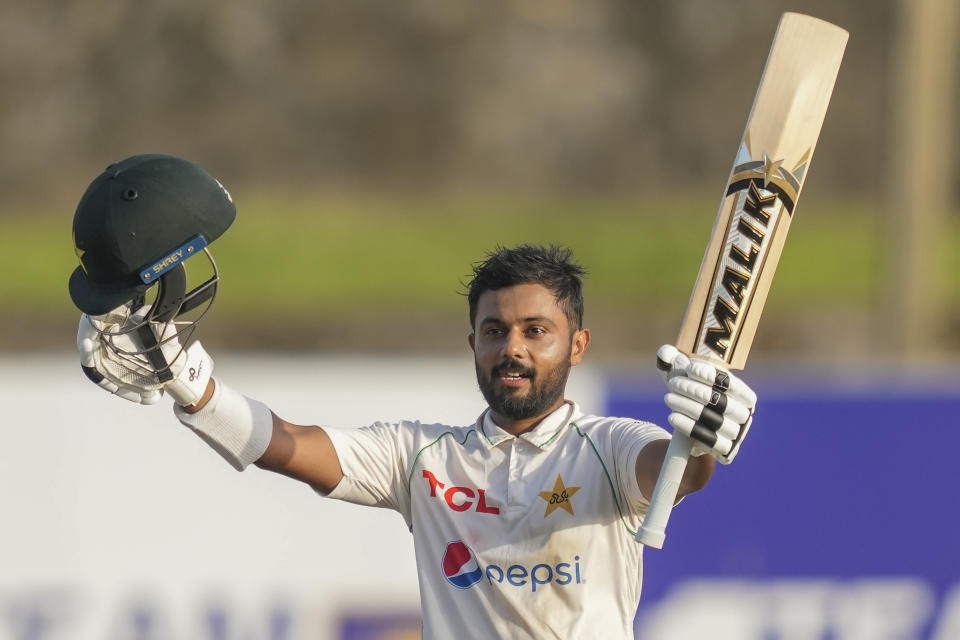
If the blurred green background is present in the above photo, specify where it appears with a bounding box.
[0,0,956,364]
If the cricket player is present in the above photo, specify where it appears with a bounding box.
[71,155,757,639]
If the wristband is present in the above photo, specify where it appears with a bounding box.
[173,378,273,470]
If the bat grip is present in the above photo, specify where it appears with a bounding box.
[635,432,693,548]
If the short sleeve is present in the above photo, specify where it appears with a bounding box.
[322,421,411,520]
[612,420,671,516]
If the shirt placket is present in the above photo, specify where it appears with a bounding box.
[504,438,529,515]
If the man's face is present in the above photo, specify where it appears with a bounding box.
[469,283,589,425]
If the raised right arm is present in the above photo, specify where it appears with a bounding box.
[80,312,352,496]
[182,379,344,493]
[256,415,343,493]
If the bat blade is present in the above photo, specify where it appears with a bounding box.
[636,13,847,549]
[679,12,848,370]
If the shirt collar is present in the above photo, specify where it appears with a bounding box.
[478,401,582,450]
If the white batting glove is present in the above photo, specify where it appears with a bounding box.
[657,344,757,464]
[77,305,213,407]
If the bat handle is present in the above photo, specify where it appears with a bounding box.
[635,432,693,548]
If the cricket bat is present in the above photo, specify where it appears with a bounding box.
[635,13,848,549]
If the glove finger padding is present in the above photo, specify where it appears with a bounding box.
[685,359,757,410]
[656,344,691,385]
[77,314,163,404]
[667,376,752,425]
[656,344,757,464]
[664,392,742,441]
[77,307,213,407]
[666,411,735,459]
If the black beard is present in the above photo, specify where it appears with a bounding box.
[475,354,571,421]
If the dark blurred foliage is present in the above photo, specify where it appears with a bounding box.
[0,0,896,204]
[5,0,956,362]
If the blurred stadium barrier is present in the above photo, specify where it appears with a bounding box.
[1,356,956,639]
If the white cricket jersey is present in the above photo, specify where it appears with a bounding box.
[323,401,670,640]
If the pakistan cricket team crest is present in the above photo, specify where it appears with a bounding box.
[687,137,810,367]
[539,474,580,517]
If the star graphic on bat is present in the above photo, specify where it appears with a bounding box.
[756,152,785,188]
[538,474,580,517]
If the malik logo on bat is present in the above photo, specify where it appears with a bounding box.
[698,148,808,361]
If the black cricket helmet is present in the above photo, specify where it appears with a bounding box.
[69,154,235,379]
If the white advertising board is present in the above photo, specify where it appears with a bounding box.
[0,355,603,640]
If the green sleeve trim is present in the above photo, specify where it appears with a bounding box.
[405,428,480,490]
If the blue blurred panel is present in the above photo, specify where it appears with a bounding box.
[338,611,421,640]
[606,377,960,639]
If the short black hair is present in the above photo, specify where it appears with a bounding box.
[466,245,586,330]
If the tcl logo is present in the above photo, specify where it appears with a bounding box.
[422,470,500,515]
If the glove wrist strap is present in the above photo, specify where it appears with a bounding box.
[166,341,213,407]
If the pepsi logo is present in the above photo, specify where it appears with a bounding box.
[442,541,483,589]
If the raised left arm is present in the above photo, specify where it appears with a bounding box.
[636,439,715,502]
